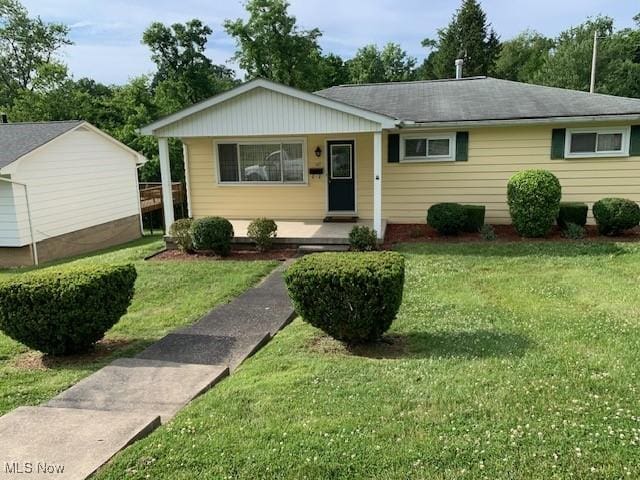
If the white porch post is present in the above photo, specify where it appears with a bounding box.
[158,137,175,232]
[373,130,383,239]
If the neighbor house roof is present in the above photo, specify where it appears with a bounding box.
[0,121,83,169]
[0,120,146,171]
[315,77,640,126]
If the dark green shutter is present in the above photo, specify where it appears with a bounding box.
[455,131,469,161]
[630,125,640,156]
[388,134,400,163]
[551,128,566,159]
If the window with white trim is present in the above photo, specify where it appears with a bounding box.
[565,127,630,158]
[400,133,456,162]
[217,141,305,183]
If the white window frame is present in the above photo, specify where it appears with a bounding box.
[400,132,456,162]
[564,126,630,159]
[214,138,308,186]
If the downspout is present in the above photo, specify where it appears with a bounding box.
[0,177,38,266]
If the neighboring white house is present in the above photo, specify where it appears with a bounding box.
[0,120,146,267]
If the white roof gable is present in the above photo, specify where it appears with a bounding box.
[142,79,398,137]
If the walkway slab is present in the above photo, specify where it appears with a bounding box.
[178,301,295,338]
[136,333,270,371]
[0,406,159,480]
[46,359,228,423]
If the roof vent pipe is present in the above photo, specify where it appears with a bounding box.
[455,59,464,79]
[0,113,7,124]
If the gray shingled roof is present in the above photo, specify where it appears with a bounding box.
[315,77,640,124]
[0,121,83,169]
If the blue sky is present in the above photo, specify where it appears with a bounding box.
[20,0,640,85]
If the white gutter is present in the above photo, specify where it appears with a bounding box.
[396,113,640,130]
[0,177,38,266]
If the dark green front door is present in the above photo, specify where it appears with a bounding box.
[327,140,355,212]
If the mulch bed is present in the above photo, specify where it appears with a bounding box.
[382,223,640,248]
[152,246,298,262]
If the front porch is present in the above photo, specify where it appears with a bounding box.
[230,219,387,245]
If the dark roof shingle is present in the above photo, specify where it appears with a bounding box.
[0,121,82,169]
[315,77,640,124]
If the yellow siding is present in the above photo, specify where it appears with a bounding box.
[185,133,373,220]
[186,123,640,225]
[383,124,640,224]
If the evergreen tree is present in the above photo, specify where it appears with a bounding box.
[420,0,500,79]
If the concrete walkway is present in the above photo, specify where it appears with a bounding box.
[0,265,295,480]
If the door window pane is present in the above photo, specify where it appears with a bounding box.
[428,138,450,156]
[597,133,623,152]
[330,145,352,178]
[570,133,597,153]
[405,138,426,157]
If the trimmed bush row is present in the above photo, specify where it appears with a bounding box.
[427,203,486,235]
[285,252,405,343]
[191,216,234,256]
[0,264,136,355]
[247,218,278,252]
[349,225,378,251]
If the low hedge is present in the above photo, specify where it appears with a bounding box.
[462,205,486,232]
[191,216,234,256]
[247,218,278,252]
[557,202,588,228]
[284,252,405,343]
[592,198,640,235]
[427,203,466,235]
[0,264,136,355]
[169,218,194,252]
[507,169,562,237]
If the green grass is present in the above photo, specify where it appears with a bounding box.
[96,242,640,479]
[0,236,277,415]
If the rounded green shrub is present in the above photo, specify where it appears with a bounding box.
[247,218,278,252]
[348,225,378,251]
[592,197,640,235]
[427,203,466,235]
[462,205,486,232]
[0,264,136,355]
[507,169,561,237]
[169,218,194,252]
[562,222,586,240]
[557,202,588,228]
[191,216,234,256]
[284,252,405,343]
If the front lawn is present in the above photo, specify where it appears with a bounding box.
[98,242,640,479]
[0,236,277,415]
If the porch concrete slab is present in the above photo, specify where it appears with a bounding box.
[136,333,270,371]
[45,359,228,423]
[0,406,159,480]
[229,219,387,245]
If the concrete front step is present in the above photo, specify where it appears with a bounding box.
[0,406,160,480]
[297,244,350,253]
[46,359,228,424]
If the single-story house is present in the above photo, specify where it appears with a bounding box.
[140,76,640,241]
[0,120,146,267]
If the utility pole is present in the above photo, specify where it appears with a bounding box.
[590,30,598,93]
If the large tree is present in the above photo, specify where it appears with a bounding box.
[348,43,417,84]
[420,0,500,79]
[534,16,640,97]
[0,0,71,107]
[494,30,554,83]
[143,19,236,112]
[224,0,324,91]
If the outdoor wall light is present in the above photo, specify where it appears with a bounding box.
[314,146,322,157]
